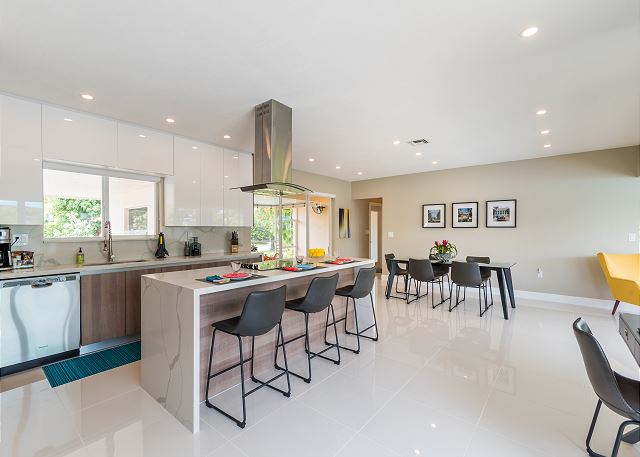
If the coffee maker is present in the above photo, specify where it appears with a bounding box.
[0,227,13,271]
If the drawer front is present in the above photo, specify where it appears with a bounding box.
[619,319,640,366]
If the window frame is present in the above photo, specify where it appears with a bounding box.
[43,162,161,242]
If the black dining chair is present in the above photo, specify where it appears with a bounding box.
[385,253,408,298]
[429,254,451,288]
[573,318,640,457]
[406,258,448,308]
[466,256,493,305]
[204,285,291,428]
[449,261,493,316]
[274,274,340,383]
[326,266,377,354]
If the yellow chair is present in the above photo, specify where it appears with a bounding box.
[597,252,640,314]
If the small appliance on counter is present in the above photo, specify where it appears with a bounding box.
[155,232,169,259]
[230,231,239,253]
[189,236,202,256]
[11,251,34,269]
[0,227,13,271]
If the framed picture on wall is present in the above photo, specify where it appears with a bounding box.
[452,202,478,228]
[486,199,517,228]
[422,203,446,228]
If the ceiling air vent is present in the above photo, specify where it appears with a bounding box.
[407,138,429,146]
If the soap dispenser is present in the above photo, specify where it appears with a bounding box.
[76,247,85,265]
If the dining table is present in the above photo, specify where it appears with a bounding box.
[385,258,517,320]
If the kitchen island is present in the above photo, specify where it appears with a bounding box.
[140,258,375,433]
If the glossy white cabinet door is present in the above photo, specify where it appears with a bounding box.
[42,105,117,167]
[0,95,43,225]
[117,123,174,175]
[223,150,253,227]
[201,145,224,226]
[164,137,201,226]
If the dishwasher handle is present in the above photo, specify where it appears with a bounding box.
[31,280,53,289]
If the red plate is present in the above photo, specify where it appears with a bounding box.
[223,272,251,279]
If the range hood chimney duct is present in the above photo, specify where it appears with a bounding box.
[238,99,312,195]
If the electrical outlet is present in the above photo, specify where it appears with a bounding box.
[14,234,29,247]
[629,233,638,242]
[537,268,543,279]
[387,231,394,239]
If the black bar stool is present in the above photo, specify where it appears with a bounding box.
[449,261,493,316]
[326,266,377,354]
[385,253,408,299]
[274,274,340,383]
[405,258,448,307]
[204,285,291,428]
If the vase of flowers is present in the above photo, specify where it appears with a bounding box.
[429,239,457,262]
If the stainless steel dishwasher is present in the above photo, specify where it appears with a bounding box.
[0,273,80,376]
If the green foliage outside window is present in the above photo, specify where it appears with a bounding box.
[44,197,102,238]
[251,207,295,257]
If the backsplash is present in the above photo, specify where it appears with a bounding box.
[6,225,251,267]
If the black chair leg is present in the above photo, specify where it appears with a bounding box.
[612,420,640,457]
[204,333,247,428]
[586,400,606,457]
[347,292,379,342]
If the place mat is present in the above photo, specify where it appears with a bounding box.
[197,273,265,285]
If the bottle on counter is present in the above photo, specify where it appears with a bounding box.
[76,247,85,265]
[184,241,191,257]
[231,231,239,254]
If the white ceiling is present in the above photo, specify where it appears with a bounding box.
[1,0,639,181]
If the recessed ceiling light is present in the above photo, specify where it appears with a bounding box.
[224,175,229,178]
[521,26,539,37]
[63,118,73,122]
[543,144,551,148]
[536,109,547,116]
[430,423,437,428]
[431,160,438,165]
[540,129,550,135]
[393,140,400,145]
[308,158,315,162]
[335,165,341,169]
[233,156,239,159]
[415,152,422,156]
[191,146,198,150]
[138,134,146,138]
[414,450,421,455]
[81,94,94,100]
[165,118,175,124]
[357,171,363,175]
[224,134,231,139]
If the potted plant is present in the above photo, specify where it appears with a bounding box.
[429,239,458,262]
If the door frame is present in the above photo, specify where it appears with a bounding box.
[369,202,382,272]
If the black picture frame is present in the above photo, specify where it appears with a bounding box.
[486,199,517,228]
[422,203,446,228]
[451,201,479,228]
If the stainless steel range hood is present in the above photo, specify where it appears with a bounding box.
[238,99,312,196]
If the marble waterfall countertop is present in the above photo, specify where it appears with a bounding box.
[0,252,259,280]
[141,258,376,294]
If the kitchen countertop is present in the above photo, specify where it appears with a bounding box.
[142,258,375,294]
[0,252,260,280]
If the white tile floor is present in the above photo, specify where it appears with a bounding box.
[1,276,639,457]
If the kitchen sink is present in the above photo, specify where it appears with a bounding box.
[83,259,149,267]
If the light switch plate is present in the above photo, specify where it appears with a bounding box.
[14,234,29,247]
[387,231,394,239]
[629,233,637,242]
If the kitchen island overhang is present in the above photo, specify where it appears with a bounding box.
[140,259,376,433]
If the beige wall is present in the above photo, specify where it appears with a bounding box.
[352,146,640,300]
[293,169,369,258]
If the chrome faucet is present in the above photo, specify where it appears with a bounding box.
[103,221,115,262]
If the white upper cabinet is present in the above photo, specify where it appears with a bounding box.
[164,137,202,226]
[223,150,253,227]
[201,144,224,227]
[0,95,43,225]
[117,123,173,175]
[164,138,225,227]
[42,105,117,167]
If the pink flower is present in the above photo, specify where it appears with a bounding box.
[442,240,448,246]
[434,241,439,246]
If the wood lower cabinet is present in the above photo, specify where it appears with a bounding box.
[81,258,259,345]
[80,272,127,345]
[124,268,157,336]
